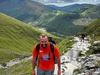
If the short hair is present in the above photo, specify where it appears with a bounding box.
[40,34,48,39]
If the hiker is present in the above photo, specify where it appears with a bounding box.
[48,36,56,44]
[80,34,86,42]
[32,34,61,75]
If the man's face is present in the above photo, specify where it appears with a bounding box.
[40,37,48,48]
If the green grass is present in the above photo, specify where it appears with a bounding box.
[0,13,39,63]
[0,60,32,75]
[57,36,74,54]
[79,19,100,43]
[0,49,22,64]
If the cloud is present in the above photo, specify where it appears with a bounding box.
[60,0,77,2]
[32,0,100,6]
[32,0,78,3]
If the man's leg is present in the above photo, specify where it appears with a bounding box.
[37,68,45,75]
[45,69,54,75]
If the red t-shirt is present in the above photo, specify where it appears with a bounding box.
[32,42,60,70]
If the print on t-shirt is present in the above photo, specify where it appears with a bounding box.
[40,51,51,60]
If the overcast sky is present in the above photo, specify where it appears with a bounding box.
[32,0,100,7]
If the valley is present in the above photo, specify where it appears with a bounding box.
[0,0,100,75]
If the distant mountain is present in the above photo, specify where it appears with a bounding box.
[0,0,5,3]
[75,5,100,18]
[0,1,100,36]
[36,12,85,36]
[0,0,53,23]
[95,3,100,6]
[36,5,99,36]
[0,13,61,64]
[47,4,93,12]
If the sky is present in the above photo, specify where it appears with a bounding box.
[32,0,100,7]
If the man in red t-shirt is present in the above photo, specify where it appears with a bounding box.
[32,34,61,75]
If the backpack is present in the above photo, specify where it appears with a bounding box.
[36,43,57,65]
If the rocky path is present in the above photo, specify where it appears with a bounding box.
[0,56,32,69]
[54,37,91,75]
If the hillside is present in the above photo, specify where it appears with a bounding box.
[75,5,100,18]
[35,11,85,36]
[79,19,100,42]
[0,0,52,23]
[0,13,40,64]
[0,13,61,64]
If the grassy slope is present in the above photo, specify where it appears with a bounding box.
[80,6,100,18]
[79,19,100,43]
[0,60,32,75]
[57,36,74,54]
[0,13,39,63]
[0,13,61,64]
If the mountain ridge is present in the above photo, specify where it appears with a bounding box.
[47,4,94,12]
[0,0,53,22]
[36,5,100,36]
[0,1,100,36]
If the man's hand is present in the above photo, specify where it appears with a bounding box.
[57,69,61,75]
[32,70,36,75]
[32,56,36,75]
[56,56,61,75]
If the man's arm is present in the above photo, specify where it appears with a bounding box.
[54,45,61,75]
[32,56,36,75]
[56,56,61,75]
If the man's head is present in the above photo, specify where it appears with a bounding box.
[40,34,48,48]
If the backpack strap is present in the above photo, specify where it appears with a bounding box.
[36,43,40,52]
[50,43,57,64]
[50,43,54,54]
[36,43,40,60]
[50,43,55,60]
